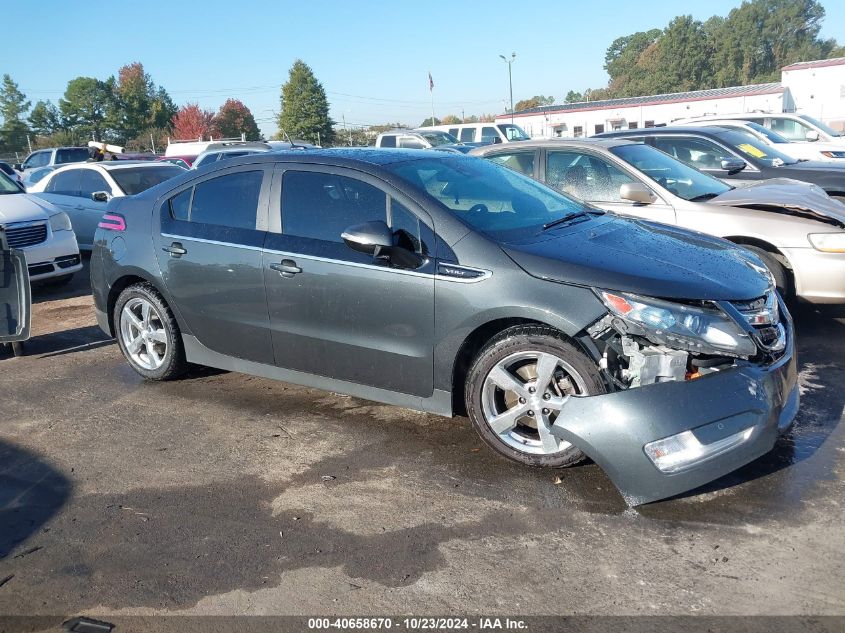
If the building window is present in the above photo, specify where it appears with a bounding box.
[594,124,605,134]
[644,120,655,128]
[573,126,583,138]
[628,122,638,129]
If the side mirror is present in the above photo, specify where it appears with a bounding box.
[341,220,393,255]
[13,164,22,171]
[341,220,425,269]
[805,130,820,142]
[720,158,747,174]
[92,191,112,203]
[619,182,656,204]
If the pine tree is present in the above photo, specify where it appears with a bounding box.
[0,74,31,152]
[276,60,334,145]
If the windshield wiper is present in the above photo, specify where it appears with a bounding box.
[542,209,600,230]
[688,192,720,202]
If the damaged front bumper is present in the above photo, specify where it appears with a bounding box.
[550,335,798,506]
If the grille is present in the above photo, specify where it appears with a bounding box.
[5,222,48,248]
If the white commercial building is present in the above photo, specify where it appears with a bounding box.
[499,57,845,138]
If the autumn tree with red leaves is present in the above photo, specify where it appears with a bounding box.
[170,103,219,140]
[214,98,261,140]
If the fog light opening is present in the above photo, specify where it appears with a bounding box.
[644,426,755,473]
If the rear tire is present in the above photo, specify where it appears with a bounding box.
[114,282,187,381]
[465,324,606,468]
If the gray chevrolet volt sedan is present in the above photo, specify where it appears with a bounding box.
[90,149,798,505]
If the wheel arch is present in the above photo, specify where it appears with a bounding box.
[105,270,176,337]
[450,317,594,416]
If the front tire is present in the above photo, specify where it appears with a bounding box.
[744,246,791,299]
[114,282,187,381]
[465,325,606,468]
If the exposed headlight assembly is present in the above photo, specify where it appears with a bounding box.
[597,290,757,358]
[808,232,845,253]
[49,211,72,232]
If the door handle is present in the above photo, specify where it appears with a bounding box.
[162,242,187,257]
[270,259,302,277]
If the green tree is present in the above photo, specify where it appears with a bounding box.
[60,77,113,140]
[108,63,177,142]
[564,90,583,103]
[214,98,261,140]
[652,16,714,93]
[440,114,462,124]
[419,117,441,127]
[0,74,31,152]
[29,100,62,137]
[276,60,334,145]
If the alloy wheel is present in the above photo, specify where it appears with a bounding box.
[480,351,587,455]
[119,297,168,371]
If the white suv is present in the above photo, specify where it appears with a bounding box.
[0,172,82,285]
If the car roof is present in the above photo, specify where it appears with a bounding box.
[472,137,639,153]
[50,161,184,174]
[598,126,733,137]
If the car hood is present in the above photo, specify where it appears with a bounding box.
[502,216,771,301]
[707,178,845,228]
[0,193,60,224]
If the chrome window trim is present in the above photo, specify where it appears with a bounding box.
[160,233,491,283]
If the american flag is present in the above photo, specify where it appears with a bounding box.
[428,72,434,92]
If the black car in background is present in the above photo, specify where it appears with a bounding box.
[596,126,845,201]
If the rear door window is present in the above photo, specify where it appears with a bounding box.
[55,148,91,164]
[45,169,81,196]
[460,128,476,142]
[379,135,397,148]
[281,171,386,243]
[486,151,536,177]
[78,170,110,198]
[188,170,263,229]
[481,127,500,142]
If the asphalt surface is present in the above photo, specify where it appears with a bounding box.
[1,257,843,619]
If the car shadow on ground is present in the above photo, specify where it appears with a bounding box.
[641,307,845,518]
[0,440,71,561]
[0,324,113,360]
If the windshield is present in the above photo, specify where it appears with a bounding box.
[713,129,798,166]
[418,130,459,146]
[0,171,22,194]
[497,124,530,141]
[611,143,731,202]
[743,121,790,144]
[385,156,589,240]
[798,114,843,138]
[110,166,185,195]
[55,148,90,164]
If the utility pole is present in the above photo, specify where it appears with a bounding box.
[462,109,465,123]
[150,133,156,154]
[26,134,32,154]
[499,52,516,123]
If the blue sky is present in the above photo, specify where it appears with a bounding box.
[4,0,845,137]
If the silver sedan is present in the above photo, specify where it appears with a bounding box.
[472,138,845,304]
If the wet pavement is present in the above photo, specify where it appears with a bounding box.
[0,257,843,617]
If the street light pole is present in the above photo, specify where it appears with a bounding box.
[499,52,516,123]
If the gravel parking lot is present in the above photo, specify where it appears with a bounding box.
[1,257,844,619]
